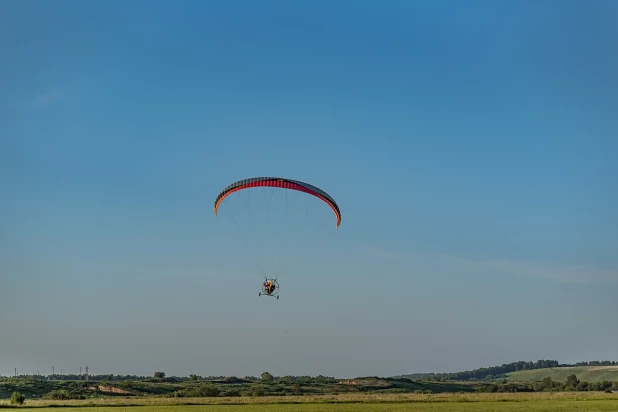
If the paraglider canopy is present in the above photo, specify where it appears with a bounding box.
[214,177,341,227]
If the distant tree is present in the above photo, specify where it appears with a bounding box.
[189,374,198,381]
[154,372,165,379]
[253,385,266,396]
[600,380,612,391]
[577,381,589,391]
[566,374,579,390]
[11,391,25,405]
[540,376,554,391]
[261,372,274,382]
[292,383,302,396]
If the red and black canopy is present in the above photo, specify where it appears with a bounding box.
[214,177,341,227]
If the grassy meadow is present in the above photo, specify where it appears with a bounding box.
[506,366,618,383]
[1,392,618,411]
[2,364,617,411]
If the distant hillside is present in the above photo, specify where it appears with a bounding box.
[506,366,618,383]
[395,360,618,382]
[395,360,561,381]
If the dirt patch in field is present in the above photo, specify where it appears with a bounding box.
[88,385,135,395]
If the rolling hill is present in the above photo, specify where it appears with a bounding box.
[506,366,618,383]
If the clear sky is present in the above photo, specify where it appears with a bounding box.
[1,0,617,379]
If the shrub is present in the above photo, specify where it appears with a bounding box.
[11,391,26,405]
[253,386,266,396]
[46,390,71,400]
[201,384,221,397]
[185,384,220,397]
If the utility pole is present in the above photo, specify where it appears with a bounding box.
[53,366,55,377]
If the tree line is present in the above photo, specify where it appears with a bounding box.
[572,361,617,366]
[0,371,336,385]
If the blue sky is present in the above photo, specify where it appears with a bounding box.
[1,0,617,378]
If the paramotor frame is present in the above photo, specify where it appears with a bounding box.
[259,278,280,299]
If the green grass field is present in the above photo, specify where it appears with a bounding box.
[1,392,618,411]
[506,366,618,383]
[1,403,617,412]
